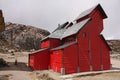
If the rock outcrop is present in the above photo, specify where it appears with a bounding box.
[0,22,50,50]
[107,40,120,54]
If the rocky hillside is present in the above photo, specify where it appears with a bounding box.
[107,40,120,54]
[0,22,50,51]
[0,22,119,53]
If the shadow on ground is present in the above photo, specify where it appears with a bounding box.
[112,67,120,70]
[0,62,32,71]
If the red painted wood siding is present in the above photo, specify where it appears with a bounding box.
[77,23,90,72]
[62,35,76,44]
[89,8,104,71]
[41,39,60,49]
[29,54,35,69]
[99,36,110,70]
[50,50,62,73]
[76,15,89,23]
[50,39,60,49]
[29,49,50,70]
[89,8,103,34]
[64,44,78,74]
[35,50,50,70]
[77,8,105,72]
[41,40,50,48]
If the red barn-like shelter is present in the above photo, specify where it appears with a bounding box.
[29,4,111,75]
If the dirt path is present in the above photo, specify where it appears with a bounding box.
[0,52,33,80]
[111,58,120,70]
[0,71,32,80]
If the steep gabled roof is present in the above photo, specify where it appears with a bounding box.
[74,4,107,21]
[41,22,68,41]
[61,18,91,39]
[100,34,111,51]
[42,18,91,41]
[48,29,66,39]
[42,4,107,41]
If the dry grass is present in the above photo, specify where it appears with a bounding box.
[0,74,12,80]
[29,72,54,80]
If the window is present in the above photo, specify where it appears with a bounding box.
[56,51,59,54]
[82,32,86,37]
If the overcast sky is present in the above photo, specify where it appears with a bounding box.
[0,0,120,39]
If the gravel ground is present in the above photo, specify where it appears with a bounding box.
[72,71,120,80]
[0,52,120,80]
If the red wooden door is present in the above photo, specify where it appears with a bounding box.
[50,50,62,73]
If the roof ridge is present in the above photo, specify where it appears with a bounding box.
[60,18,91,39]
[74,4,107,21]
[74,4,98,21]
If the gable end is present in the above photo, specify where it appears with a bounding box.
[100,34,111,51]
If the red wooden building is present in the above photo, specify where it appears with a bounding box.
[29,4,111,74]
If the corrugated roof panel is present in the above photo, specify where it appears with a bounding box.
[61,18,91,39]
[74,5,97,21]
[41,29,66,41]
[29,48,49,54]
[41,4,107,41]
[74,4,107,21]
[42,18,90,40]
[51,41,77,50]
[49,29,66,39]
